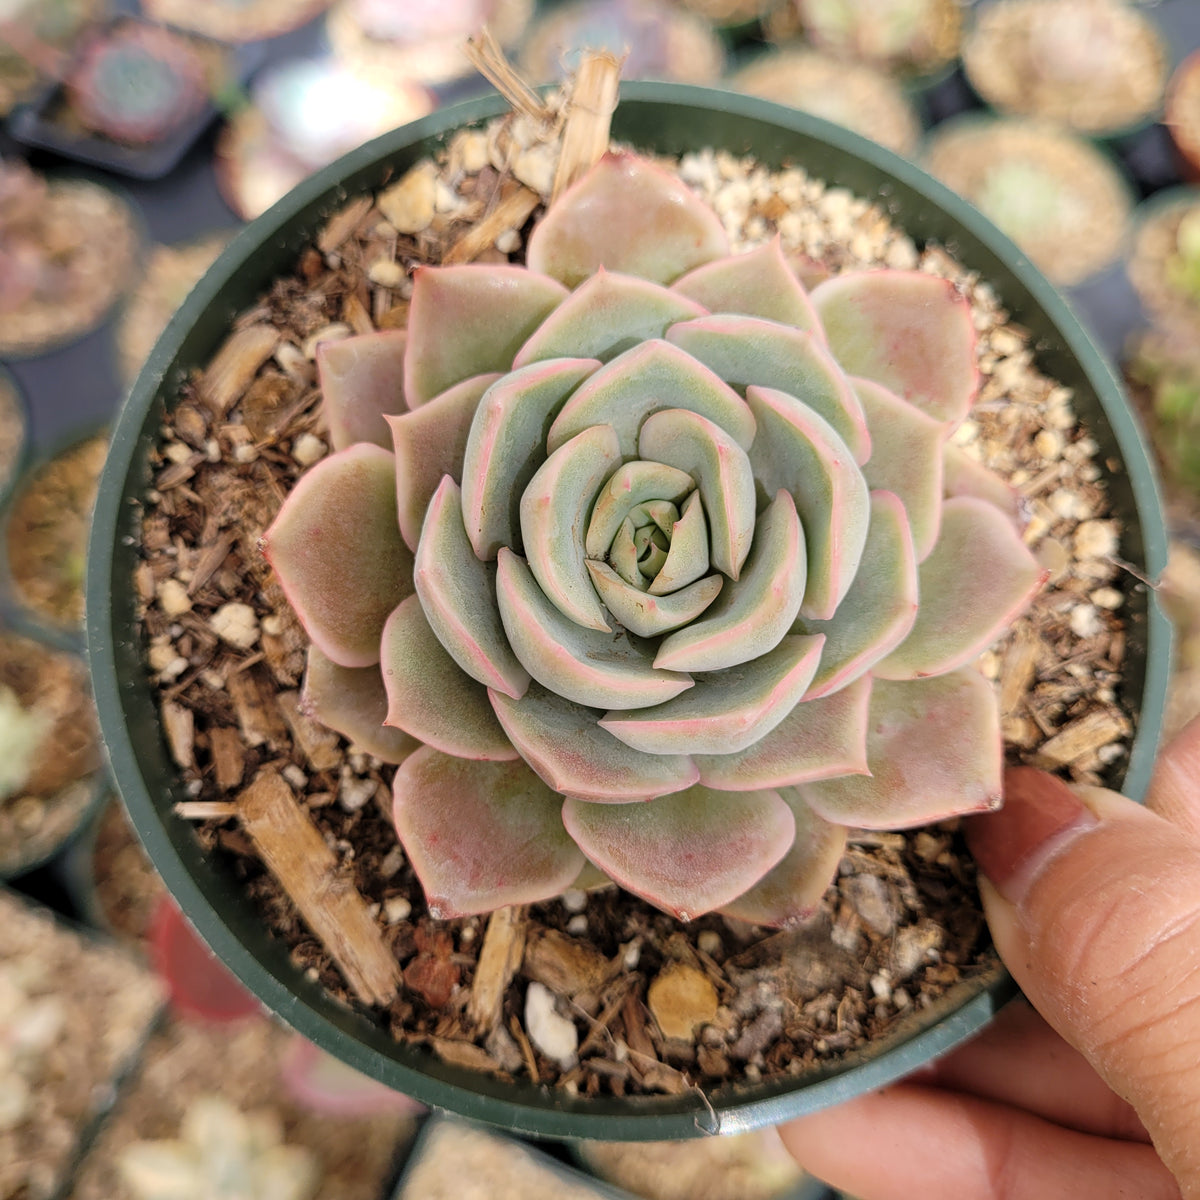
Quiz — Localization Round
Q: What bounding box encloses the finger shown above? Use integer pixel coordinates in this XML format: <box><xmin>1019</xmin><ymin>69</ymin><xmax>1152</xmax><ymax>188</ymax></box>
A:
<box><xmin>967</xmin><ymin>767</ymin><xmax>1200</xmax><ymax>1196</ymax></box>
<box><xmin>920</xmin><ymin>998</ymin><xmax>1149</xmax><ymax>1142</ymax></box>
<box><xmin>778</xmin><ymin>1083</ymin><xmax>1178</xmax><ymax>1200</ymax></box>
<box><xmin>1147</xmin><ymin>713</ymin><xmax>1200</xmax><ymax>838</ymax></box>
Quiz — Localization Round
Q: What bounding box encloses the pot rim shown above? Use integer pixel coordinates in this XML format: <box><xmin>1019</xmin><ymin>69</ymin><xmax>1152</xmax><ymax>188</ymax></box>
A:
<box><xmin>86</xmin><ymin>81</ymin><xmax>1172</xmax><ymax>1140</ymax></box>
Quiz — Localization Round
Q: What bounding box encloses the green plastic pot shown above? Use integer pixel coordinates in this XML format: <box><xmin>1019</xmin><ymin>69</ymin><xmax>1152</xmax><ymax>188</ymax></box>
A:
<box><xmin>87</xmin><ymin>83</ymin><xmax>1172</xmax><ymax>1141</ymax></box>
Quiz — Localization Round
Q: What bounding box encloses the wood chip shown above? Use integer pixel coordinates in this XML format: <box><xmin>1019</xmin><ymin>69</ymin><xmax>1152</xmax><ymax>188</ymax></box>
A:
<box><xmin>552</xmin><ymin>52</ymin><xmax>621</xmax><ymax>203</ymax></box>
<box><xmin>161</xmin><ymin>699</ymin><xmax>195</xmax><ymax>770</ymax></box>
<box><xmin>442</xmin><ymin>184</ymin><xmax>540</xmax><ymax>266</ymax></box>
<box><xmin>999</xmin><ymin>623</ymin><xmax>1040</xmax><ymax>717</ymax></box>
<box><xmin>316</xmin><ymin>196</ymin><xmax>374</xmax><ymax>255</ymax></box>
<box><xmin>429</xmin><ymin>1037</ymin><xmax>503</xmax><ymax>1074</ymax></box>
<box><xmin>208</xmin><ymin>725</ymin><xmax>246</xmax><ymax>791</ymax></box>
<box><xmin>237</xmin><ymin>769</ymin><xmax>400</xmax><ymax>1006</ymax></box>
<box><xmin>227</xmin><ymin>664</ymin><xmax>289</xmax><ymax>749</ymax></box>
<box><xmin>1032</xmin><ymin>708</ymin><xmax>1133</xmax><ymax>768</ymax></box>
<box><xmin>277</xmin><ymin>690</ymin><xmax>343</xmax><ymax>772</ymax></box>
<box><xmin>198</xmin><ymin>325</ymin><xmax>280</xmax><ymax>417</ymax></box>
<box><xmin>467</xmin><ymin>905</ymin><xmax>528</xmax><ymax>1034</ymax></box>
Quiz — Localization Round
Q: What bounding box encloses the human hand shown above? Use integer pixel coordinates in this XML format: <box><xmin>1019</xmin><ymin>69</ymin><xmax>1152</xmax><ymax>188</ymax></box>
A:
<box><xmin>778</xmin><ymin>714</ymin><xmax>1200</xmax><ymax>1199</ymax></box>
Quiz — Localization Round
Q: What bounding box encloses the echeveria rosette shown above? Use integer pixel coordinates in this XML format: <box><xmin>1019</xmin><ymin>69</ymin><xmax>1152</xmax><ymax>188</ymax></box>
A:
<box><xmin>262</xmin><ymin>152</ymin><xmax>1047</xmax><ymax>927</ymax></box>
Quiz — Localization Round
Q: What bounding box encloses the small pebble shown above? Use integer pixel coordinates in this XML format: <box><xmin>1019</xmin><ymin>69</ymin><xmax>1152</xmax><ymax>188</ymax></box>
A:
<box><xmin>378</xmin><ymin>161</ymin><xmax>437</xmax><ymax>234</ymax></box>
<box><xmin>561</xmin><ymin>888</ymin><xmax>587</xmax><ymax>913</ymax></box>
<box><xmin>292</xmin><ymin>433</ymin><xmax>327</xmax><ymax>467</ymax></box>
<box><xmin>210</xmin><ymin>602</ymin><xmax>259</xmax><ymax>650</ymax></box>
<box><xmin>157</xmin><ymin>578</ymin><xmax>192</xmax><ymax>617</ymax></box>
<box><xmin>524</xmin><ymin>981</ymin><xmax>578</xmax><ymax>1067</ymax></box>
<box><xmin>697</xmin><ymin>930</ymin><xmax>723</xmax><ymax>958</ymax></box>
<box><xmin>384</xmin><ymin>896</ymin><xmax>412</xmax><ymax>924</ymax></box>
<box><xmin>647</xmin><ymin>962</ymin><xmax>718</xmax><ymax>1041</ymax></box>
<box><xmin>566</xmin><ymin>915</ymin><xmax>588</xmax><ymax>936</ymax></box>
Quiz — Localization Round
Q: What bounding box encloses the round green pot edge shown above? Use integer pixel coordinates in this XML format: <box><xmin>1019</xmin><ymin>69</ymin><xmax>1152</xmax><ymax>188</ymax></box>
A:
<box><xmin>86</xmin><ymin>82</ymin><xmax>1172</xmax><ymax>1142</ymax></box>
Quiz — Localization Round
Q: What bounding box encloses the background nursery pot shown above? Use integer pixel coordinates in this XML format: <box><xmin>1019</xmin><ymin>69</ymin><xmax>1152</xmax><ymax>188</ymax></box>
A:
<box><xmin>88</xmin><ymin>84</ymin><xmax>1172</xmax><ymax>1141</ymax></box>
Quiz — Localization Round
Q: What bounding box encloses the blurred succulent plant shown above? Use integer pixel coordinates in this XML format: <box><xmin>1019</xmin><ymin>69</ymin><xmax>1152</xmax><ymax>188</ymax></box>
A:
<box><xmin>263</xmin><ymin>152</ymin><xmax>1045</xmax><ymax>927</ymax></box>
<box><xmin>794</xmin><ymin>0</ymin><xmax>959</xmax><ymax>72</ymax></box>
<box><xmin>0</xmin><ymin>962</ymin><xmax>65</xmax><ymax>1130</ymax></box>
<box><xmin>116</xmin><ymin>1095</ymin><xmax>318</xmax><ymax>1200</ymax></box>
<box><xmin>65</xmin><ymin>23</ymin><xmax>206</xmax><ymax>145</ymax></box>
<box><xmin>0</xmin><ymin>684</ymin><xmax>52</xmax><ymax>801</ymax></box>
<box><xmin>1165</xmin><ymin>207</ymin><xmax>1200</xmax><ymax>306</ymax></box>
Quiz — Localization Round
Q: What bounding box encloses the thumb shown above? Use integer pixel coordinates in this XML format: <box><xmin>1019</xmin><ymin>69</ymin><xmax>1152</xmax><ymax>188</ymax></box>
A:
<box><xmin>967</xmin><ymin>748</ymin><xmax>1200</xmax><ymax>1195</ymax></box>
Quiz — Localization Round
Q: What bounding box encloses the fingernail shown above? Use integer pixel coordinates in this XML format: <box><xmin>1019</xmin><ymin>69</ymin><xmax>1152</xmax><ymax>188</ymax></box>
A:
<box><xmin>966</xmin><ymin>766</ymin><xmax>1098</xmax><ymax>905</ymax></box>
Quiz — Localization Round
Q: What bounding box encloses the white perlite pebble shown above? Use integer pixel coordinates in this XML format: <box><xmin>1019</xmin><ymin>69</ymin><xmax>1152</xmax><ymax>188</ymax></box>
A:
<box><xmin>157</xmin><ymin>578</ymin><xmax>192</xmax><ymax>617</ymax></box>
<box><xmin>292</xmin><ymin>433</ymin><xmax>327</xmax><ymax>466</ymax></box>
<box><xmin>524</xmin><ymin>981</ymin><xmax>578</xmax><ymax>1067</ymax></box>
<box><xmin>1069</xmin><ymin>604</ymin><xmax>1102</xmax><ymax>639</ymax></box>
<box><xmin>561</xmin><ymin>888</ymin><xmax>587</xmax><ymax>913</ymax></box>
<box><xmin>1074</xmin><ymin>519</ymin><xmax>1119</xmax><ymax>560</ymax></box>
<box><xmin>384</xmin><ymin>896</ymin><xmax>412</xmax><ymax>924</ymax></box>
<box><xmin>210</xmin><ymin>602</ymin><xmax>259</xmax><ymax>650</ymax></box>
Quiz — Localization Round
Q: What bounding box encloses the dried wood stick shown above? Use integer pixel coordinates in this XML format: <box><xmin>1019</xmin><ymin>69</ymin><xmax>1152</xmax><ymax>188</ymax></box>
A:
<box><xmin>552</xmin><ymin>52</ymin><xmax>622</xmax><ymax>203</ymax></box>
<box><xmin>237</xmin><ymin>769</ymin><xmax>401</xmax><ymax>1006</ymax></box>
<box><xmin>464</xmin><ymin>28</ymin><xmax>554</xmax><ymax>128</ymax></box>
<box><xmin>467</xmin><ymin>905</ymin><xmax>528</xmax><ymax>1033</ymax></box>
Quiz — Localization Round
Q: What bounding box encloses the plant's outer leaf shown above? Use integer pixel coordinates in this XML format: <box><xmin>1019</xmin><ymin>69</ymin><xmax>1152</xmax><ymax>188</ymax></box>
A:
<box><xmin>797</xmin><ymin>490</ymin><xmax>917</xmax><ymax>699</ymax></box>
<box><xmin>943</xmin><ymin>441</ymin><xmax>1024</xmax><ymax>523</ymax></box>
<box><xmin>389</xmin><ymin>372</ymin><xmax>499</xmax><ymax>550</ymax></box>
<box><xmin>520</xmin><ymin>424</ymin><xmax>621</xmax><ymax>631</ymax></box>
<box><xmin>414</xmin><ymin>477</ymin><xmax>531</xmax><ymax>699</ymax></box>
<box><xmin>460</xmin><ymin>357</ymin><xmax>599</xmax><ymax>559</ymax></box>
<box><xmin>547</xmin><ymin>338</ymin><xmax>756</xmax><ymax>456</ymax></box>
<box><xmin>798</xmin><ymin>669</ymin><xmax>1004</xmax><ymax>828</ymax></box>
<box><xmin>261</xmin><ymin>444</ymin><xmax>413</xmax><ymax>668</ymax></box>
<box><xmin>667</xmin><ymin>314</ymin><xmax>869</xmax><ymax>464</ymax></box>
<box><xmin>745</xmin><ymin>385</ymin><xmax>870</xmax><ymax>621</ymax></box>
<box><xmin>672</xmin><ymin>239</ymin><xmax>822</xmax><ymax>332</ymax></box>
<box><xmin>490</xmin><ymin>682</ymin><xmax>699</xmax><ymax>802</ymax></box>
<box><xmin>380</xmin><ymin>595</ymin><xmax>517</xmax><ymax>760</ymax></box>
<box><xmin>562</xmin><ymin>785</ymin><xmax>795</xmax><ymax>921</ymax></box>
<box><xmin>639</xmin><ymin>408</ymin><xmax>756</xmax><ymax>580</ymax></box>
<box><xmin>875</xmin><ymin>496</ymin><xmax>1048</xmax><ymax>680</ymax></box>
<box><xmin>514</xmin><ymin>270</ymin><xmax>706</xmax><ymax>367</ymax></box>
<box><xmin>696</xmin><ymin>673</ymin><xmax>871</xmax><ymax>790</ymax></box>
<box><xmin>404</xmin><ymin>264</ymin><xmax>567</xmax><ymax>405</ymax></box>
<box><xmin>586</xmin><ymin>561</ymin><xmax>723</xmax><ymax>637</ymax></box>
<box><xmin>654</xmin><ymin>490</ymin><xmax>806</xmax><ymax>672</ymax></box>
<box><xmin>393</xmin><ymin>749</ymin><xmax>584</xmax><ymax>918</ymax></box>
<box><xmin>719</xmin><ymin>793</ymin><xmax>847</xmax><ymax>927</ymax></box>
<box><xmin>301</xmin><ymin>645</ymin><xmax>417</xmax><ymax>763</ymax></box>
<box><xmin>495</xmin><ymin>549</ymin><xmax>694</xmax><ymax>710</ymax></box>
<box><xmin>527</xmin><ymin>151</ymin><xmax>729</xmax><ymax>288</ymax></box>
<box><xmin>318</xmin><ymin>329</ymin><xmax>407</xmax><ymax>451</ymax></box>
<box><xmin>811</xmin><ymin>270</ymin><xmax>978</xmax><ymax>426</ymax></box>
<box><xmin>854</xmin><ymin>376</ymin><xmax>945</xmax><ymax>562</ymax></box>
<box><xmin>600</xmin><ymin>634</ymin><xmax>824</xmax><ymax>754</ymax></box>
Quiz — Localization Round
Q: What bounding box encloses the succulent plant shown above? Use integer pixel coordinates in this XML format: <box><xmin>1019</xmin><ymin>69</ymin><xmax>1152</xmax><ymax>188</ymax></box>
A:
<box><xmin>65</xmin><ymin>23</ymin><xmax>207</xmax><ymax>146</ymax></box>
<box><xmin>0</xmin><ymin>962</ymin><xmax>65</xmax><ymax>1130</ymax></box>
<box><xmin>795</xmin><ymin>0</ymin><xmax>959</xmax><ymax>72</ymax></box>
<box><xmin>117</xmin><ymin>1095</ymin><xmax>318</xmax><ymax>1200</ymax></box>
<box><xmin>263</xmin><ymin>151</ymin><xmax>1046</xmax><ymax>927</ymax></box>
<box><xmin>0</xmin><ymin>683</ymin><xmax>53</xmax><ymax>801</ymax></box>
<box><xmin>1165</xmin><ymin>207</ymin><xmax>1200</xmax><ymax>306</ymax></box>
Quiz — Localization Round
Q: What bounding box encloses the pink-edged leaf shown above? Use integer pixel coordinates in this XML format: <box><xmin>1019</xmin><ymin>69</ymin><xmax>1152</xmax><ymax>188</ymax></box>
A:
<box><xmin>513</xmin><ymin>269</ymin><xmax>706</xmax><ymax>367</ymax></box>
<box><xmin>810</xmin><ymin>270</ymin><xmax>978</xmax><ymax>425</ymax></box>
<box><xmin>745</xmin><ymin>385</ymin><xmax>870</xmax><ymax>620</ymax></box>
<box><xmin>600</xmin><ymin>634</ymin><xmax>824</xmax><ymax>755</ymax></box>
<box><xmin>527</xmin><ymin>151</ymin><xmax>730</xmax><ymax>288</ymax></box>
<box><xmin>495</xmin><ymin>549</ymin><xmax>694</xmax><ymax>711</ymax></box>
<box><xmin>318</xmin><ymin>329</ymin><xmax>408</xmax><ymax>450</ymax></box>
<box><xmin>672</xmin><ymin>239</ymin><xmax>822</xmax><ymax>332</ymax></box>
<box><xmin>638</xmin><ymin>407</ymin><xmax>757</xmax><ymax>580</ymax></box>
<box><xmin>654</xmin><ymin>490</ymin><xmax>805</xmax><ymax>672</ymax></box>
<box><xmin>586</xmin><ymin>562</ymin><xmax>723</xmax><ymax>638</ymax></box>
<box><xmin>413</xmin><ymin>477</ymin><xmax>530</xmax><ymax>700</ymax></box>
<box><xmin>301</xmin><ymin>644</ymin><xmax>417</xmax><ymax>763</ymax></box>
<box><xmin>547</xmin><ymin>338</ymin><xmax>756</xmax><ymax>457</ymax></box>
<box><xmin>460</xmin><ymin>357</ymin><xmax>599</xmax><ymax>559</ymax></box>
<box><xmin>719</xmin><ymin>793</ymin><xmax>846</xmax><ymax>927</ymax></box>
<box><xmin>667</xmin><ymin>314</ymin><xmax>870</xmax><ymax>464</ymax></box>
<box><xmin>490</xmin><ymin>682</ymin><xmax>699</xmax><ymax>803</ymax></box>
<box><xmin>562</xmin><ymin>785</ymin><xmax>795</xmax><ymax>921</ymax></box>
<box><xmin>875</xmin><ymin>496</ymin><xmax>1047</xmax><ymax>680</ymax></box>
<box><xmin>797</xmin><ymin>490</ymin><xmax>918</xmax><ymax>699</ymax></box>
<box><xmin>403</xmin><ymin>264</ymin><xmax>568</xmax><ymax>406</ymax></box>
<box><xmin>799</xmin><ymin>669</ymin><xmax>1004</xmax><ymax>828</ymax></box>
<box><xmin>261</xmin><ymin>444</ymin><xmax>413</xmax><ymax>668</ymax></box>
<box><xmin>389</xmin><ymin>372</ymin><xmax>499</xmax><ymax>550</ymax></box>
<box><xmin>393</xmin><ymin>748</ymin><xmax>584</xmax><ymax>918</ymax></box>
<box><xmin>696</xmin><ymin>674</ymin><xmax>871</xmax><ymax>790</ymax></box>
<box><xmin>855</xmin><ymin>376</ymin><xmax>946</xmax><ymax>562</ymax></box>
<box><xmin>520</xmin><ymin>424</ymin><xmax>621</xmax><ymax>631</ymax></box>
<box><xmin>943</xmin><ymin>442</ymin><xmax>1024</xmax><ymax>524</ymax></box>
<box><xmin>381</xmin><ymin>595</ymin><xmax>517</xmax><ymax>760</ymax></box>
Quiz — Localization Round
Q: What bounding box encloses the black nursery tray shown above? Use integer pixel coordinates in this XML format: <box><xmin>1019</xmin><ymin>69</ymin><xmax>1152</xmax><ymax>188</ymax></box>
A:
<box><xmin>6</xmin><ymin>15</ymin><xmax>264</xmax><ymax>181</ymax></box>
